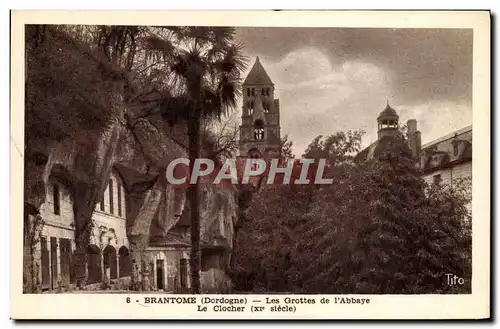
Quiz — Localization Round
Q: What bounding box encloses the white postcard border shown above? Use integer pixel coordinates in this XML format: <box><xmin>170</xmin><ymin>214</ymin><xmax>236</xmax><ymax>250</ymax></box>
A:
<box><xmin>10</xmin><ymin>10</ymin><xmax>491</xmax><ymax>320</ymax></box>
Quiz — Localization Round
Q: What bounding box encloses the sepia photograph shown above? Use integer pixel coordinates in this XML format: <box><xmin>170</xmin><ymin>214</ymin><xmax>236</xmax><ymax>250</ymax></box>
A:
<box><xmin>11</xmin><ymin>10</ymin><xmax>490</xmax><ymax>319</ymax></box>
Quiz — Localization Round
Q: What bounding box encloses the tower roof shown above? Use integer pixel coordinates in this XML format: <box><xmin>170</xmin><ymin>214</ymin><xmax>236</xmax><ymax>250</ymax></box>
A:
<box><xmin>244</xmin><ymin>57</ymin><xmax>274</xmax><ymax>85</ymax></box>
<box><xmin>377</xmin><ymin>100</ymin><xmax>399</xmax><ymax>119</ymax></box>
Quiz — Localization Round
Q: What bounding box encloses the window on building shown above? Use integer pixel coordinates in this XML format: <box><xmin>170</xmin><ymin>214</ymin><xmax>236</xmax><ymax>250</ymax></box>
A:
<box><xmin>251</xmin><ymin>88</ymin><xmax>255</xmax><ymax>96</ymax></box>
<box><xmin>433</xmin><ymin>174</ymin><xmax>442</xmax><ymax>185</ymax></box>
<box><xmin>246</xmin><ymin>88</ymin><xmax>250</xmax><ymax>97</ymax></box>
<box><xmin>254</xmin><ymin>129</ymin><xmax>264</xmax><ymax>140</ymax></box>
<box><xmin>219</xmin><ymin>215</ymin><xmax>225</xmax><ymax>236</ymax></box>
<box><xmin>117</xmin><ymin>182</ymin><xmax>122</xmax><ymax>217</ymax></box>
<box><xmin>109</xmin><ymin>179</ymin><xmax>114</xmax><ymax>214</ymax></box>
<box><xmin>99</xmin><ymin>195</ymin><xmax>105</xmax><ymax>212</ymax></box>
<box><xmin>247</xmin><ymin>100</ymin><xmax>254</xmax><ymax>116</ymax></box>
<box><xmin>53</xmin><ymin>184</ymin><xmax>60</xmax><ymax>215</ymax></box>
<box><xmin>453</xmin><ymin>142</ymin><xmax>459</xmax><ymax>156</ymax></box>
<box><xmin>253</xmin><ymin>120</ymin><xmax>265</xmax><ymax>140</ymax></box>
<box><xmin>266</xmin><ymin>88</ymin><xmax>270</xmax><ymax>96</ymax></box>
<box><xmin>261</xmin><ymin>87</ymin><xmax>265</xmax><ymax>95</ymax></box>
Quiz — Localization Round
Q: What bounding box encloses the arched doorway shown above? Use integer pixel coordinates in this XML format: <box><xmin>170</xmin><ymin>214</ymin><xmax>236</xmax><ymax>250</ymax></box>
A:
<box><xmin>253</xmin><ymin>120</ymin><xmax>265</xmax><ymax>140</ymax></box>
<box><xmin>86</xmin><ymin>244</ymin><xmax>102</xmax><ymax>284</ymax></box>
<box><xmin>103</xmin><ymin>245</ymin><xmax>117</xmax><ymax>280</ymax></box>
<box><xmin>119</xmin><ymin>246</ymin><xmax>132</xmax><ymax>278</ymax></box>
<box><xmin>247</xmin><ymin>148</ymin><xmax>261</xmax><ymax>159</ymax></box>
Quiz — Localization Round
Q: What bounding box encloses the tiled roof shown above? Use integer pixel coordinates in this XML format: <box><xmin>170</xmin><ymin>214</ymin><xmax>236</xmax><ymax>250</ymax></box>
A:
<box><xmin>420</xmin><ymin>125</ymin><xmax>472</xmax><ymax>172</ymax></box>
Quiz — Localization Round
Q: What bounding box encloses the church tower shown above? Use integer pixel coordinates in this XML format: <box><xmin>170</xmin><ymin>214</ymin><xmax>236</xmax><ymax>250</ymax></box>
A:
<box><xmin>239</xmin><ymin>57</ymin><xmax>281</xmax><ymax>159</ymax></box>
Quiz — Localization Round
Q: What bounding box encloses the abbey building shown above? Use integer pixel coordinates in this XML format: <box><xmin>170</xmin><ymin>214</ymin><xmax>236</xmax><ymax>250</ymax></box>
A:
<box><xmin>355</xmin><ymin>101</ymin><xmax>472</xmax><ymax>219</ymax></box>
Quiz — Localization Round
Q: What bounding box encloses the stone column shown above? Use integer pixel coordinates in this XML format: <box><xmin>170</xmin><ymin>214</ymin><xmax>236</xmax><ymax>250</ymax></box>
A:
<box><xmin>100</xmin><ymin>248</ymin><xmax>105</xmax><ymax>283</ymax></box>
<box><xmin>56</xmin><ymin>238</ymin><xmax>62</xmax><ymax>288</ymax></box>
<box><xmin>116</xmin><ymin>251</ymin><xmax>120</xmax><ymax>280</ymax></box>
<box><xmin>163</xmin><ymin>255</ymin><xmax>170</xmax><ymax>291</ymax></box>
<box><xmin>47</xmin><ymin>238</ymin><xmax>52</xmax><ymax>290</ymax></box>
<box><xmin>70</xmin><ymin>240</ymin><xmax>75</xmax><ymax>286</ymax></box>
<box><xmin>35</xmin><ymin>241</ymin><xmax>42</xmax><ymax>292</ymax></box>
<box><xmin>186</xmin><ymin>252</ymin><xmax>191</xmax><ymax>289</ymax></box>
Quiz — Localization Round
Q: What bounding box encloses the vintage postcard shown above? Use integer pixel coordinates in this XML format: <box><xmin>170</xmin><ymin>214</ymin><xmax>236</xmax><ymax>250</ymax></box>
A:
<box><xmin>10</xmin><ymin>10</ymin><xmax>490</xmax><ymax>320</ymax></box>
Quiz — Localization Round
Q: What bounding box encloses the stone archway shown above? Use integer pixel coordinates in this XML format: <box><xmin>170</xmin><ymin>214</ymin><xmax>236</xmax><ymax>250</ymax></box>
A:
<box><xmin>86</xmin><ymin>244</ymin><xmax>102</xmax><ymax>284</ymax></box>
<box><xmin>119</xmin><ymin>246</ymin><xmax>132</xmax><ymax>278</ymax></box>
<box><xmin>247</xmin><ymin>148</ymin><xmax>261</xmax><ymax>159</ymax></box>
<box><xmin>103</xmin><ymin>245</ymin><xmax>117</xmax><ymax>280</ymax></box>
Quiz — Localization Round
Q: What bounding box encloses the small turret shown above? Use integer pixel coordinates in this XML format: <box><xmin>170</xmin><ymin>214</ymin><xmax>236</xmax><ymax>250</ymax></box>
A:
<box><xmin>377</xmin><ymin>100</ymin><xmax>399</xmax><ymax>139</ymax></box>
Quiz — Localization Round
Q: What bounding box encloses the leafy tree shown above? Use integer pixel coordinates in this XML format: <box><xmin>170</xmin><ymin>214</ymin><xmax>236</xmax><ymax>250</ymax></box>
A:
<box><xmin>280</xmin><ymin>134</ymin><xmax>295</xmax><ymax>161</ymax></box>
<box><xmin>302</xmin><ymin>130</ymin><xmax>364</xmax><ymax>164</ymax></box>
<box><xmin>292</xmin><ymin>135</ymin><xmax>472</xmax><ymax>294</ymax></box>
<box><xmin>231</xmin><ymin>184</ymin><xmax>314</xmax><ymax>292</ymax></box>
<box><xmin>25</xmin><ymin>25</ymin><xmax>123</xmax><ymax>156</ymax></box>
<box><xmin>233</xmin><ymin>130</ymin><xmax>471</xmax><ymax>294</ymax></box>
<box><xmin>231</xmin><ymin>131</ymin><xmax>363</xmax><ymax>292</ymax></box>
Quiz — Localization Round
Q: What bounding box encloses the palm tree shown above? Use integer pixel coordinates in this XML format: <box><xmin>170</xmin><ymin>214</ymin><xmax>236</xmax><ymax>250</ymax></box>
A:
<box><xmin>145</xmin><ymin>27</ymin><xmax>247</xmax><ymax>293</ymax></box>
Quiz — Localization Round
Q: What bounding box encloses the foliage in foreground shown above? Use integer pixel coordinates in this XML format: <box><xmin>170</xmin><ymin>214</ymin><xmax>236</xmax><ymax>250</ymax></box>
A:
<box><xmin>231</xmin><ymin>133</ymin><xmax>472</xmax><ymax>294</ymax></box>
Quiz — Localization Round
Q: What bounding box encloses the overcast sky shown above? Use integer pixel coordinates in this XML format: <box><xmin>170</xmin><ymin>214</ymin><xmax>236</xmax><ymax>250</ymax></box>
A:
<box><xmin>233</xmin><ymin>27</ymin><xmax>473</xmax><ymax>156</ymax></box>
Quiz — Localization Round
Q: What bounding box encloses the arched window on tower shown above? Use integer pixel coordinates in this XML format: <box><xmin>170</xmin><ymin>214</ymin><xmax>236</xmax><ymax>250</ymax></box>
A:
<box><xmin>263</xmin><ymin>101</ymin><xmax>270</xmax><ymax>113</ymax></box>
<box><xmin>248</xmin><ymin>100</ymin><xmax>254</xmax><ymax>116</ymax></box>
<box><xmin>254</xmin><ymin>119</ymin><xmax>265</xmax><ymax>140</ymax></box>
<box><xmin>379</xmin><ymin>119</ymin><xmax>398</xmax><ymax>130</ymax></box>
<box><xmin>108</xmin><ymin>179</ymin><xmax>114</xmax><ymax>214</ymax></box>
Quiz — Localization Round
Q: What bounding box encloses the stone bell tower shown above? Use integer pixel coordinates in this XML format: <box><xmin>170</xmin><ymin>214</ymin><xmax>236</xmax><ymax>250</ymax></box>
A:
<box><xmin>239</xmin><ymin>57</ymin><xmax>281</xmax><ymax>159</ymax></box>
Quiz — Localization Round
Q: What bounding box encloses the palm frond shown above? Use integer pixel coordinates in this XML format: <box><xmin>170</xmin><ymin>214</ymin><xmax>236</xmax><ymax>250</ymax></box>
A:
<box><xmin>217</xmin><ymin>74</ymin><xmax>241</xmax><ymax>110</ymax></box>
<box><xmin>211</xmin><ymin>27</ymin><xmax>236</xmax><ymax>45</ymax></box>
<box><xmin>143</xmin><ymin>34</ymin><xmax>176</xmax><ymax>60</ymax></box>
<box><xmin>215</xmin><ymin>41</ymin><xmax>248</xmax><ymax>75</ymax></box>
<box><xmin>200</xmin><ymin>87</ymin><xmax>224</xmax><ymax>120</ymax></box>
<box><xmin>159</xmin><ymin>93</ymin><xmax>192</xmax><ymax>126</ymax></box>
<box><xmin>185</xmin><ymin>26</ymin><xmax>214</xmax><ymax>48</ymax></box>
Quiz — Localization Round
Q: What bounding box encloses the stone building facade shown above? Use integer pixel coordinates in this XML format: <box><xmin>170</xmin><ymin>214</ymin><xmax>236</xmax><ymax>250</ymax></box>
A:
<box><xmin>29</xmin><ymin>161</ymin><xmax>238</xmax><ymax>293</ymax></box>
<box><xmin>419</xmin><ymin>125</ymin><xmax>472</xmax><ymax>215</ymax></box>
<box><xmin>35</xmin><ymin>169</ymin><xmax>132</xmax><ymax>292</ymax></box>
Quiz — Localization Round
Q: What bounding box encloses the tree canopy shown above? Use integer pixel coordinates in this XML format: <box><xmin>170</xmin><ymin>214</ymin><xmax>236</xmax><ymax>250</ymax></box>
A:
<box><xmin>231</xmin><ymin>132</ymin><xmax>472</xmax><ymax>294</ymax></box>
